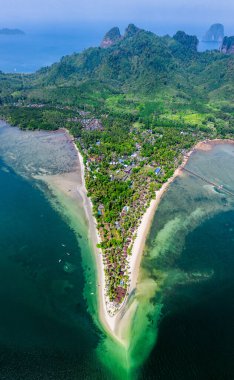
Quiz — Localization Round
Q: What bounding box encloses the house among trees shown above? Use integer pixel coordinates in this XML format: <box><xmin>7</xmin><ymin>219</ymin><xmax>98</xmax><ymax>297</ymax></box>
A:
<box><xmin>155</xmin><ymin>167</ymin><xmax>161</xmax><ymax>175</ymax></box>
<box><xmin>122</xmin><ymin>205</ymin><xmax>129</xmax><ymax>213</ymax></box>
<box><xmin>98</xmin><ymin>204</ymin><xmax>105</xmax><ymax>216</ymax></box>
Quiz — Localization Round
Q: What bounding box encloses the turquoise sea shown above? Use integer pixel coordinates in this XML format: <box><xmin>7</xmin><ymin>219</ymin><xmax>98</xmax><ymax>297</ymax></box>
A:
<box><xmin>0</xmin><ymin>122</ymin><xmax>109</xmax><ymax>379</ymax></box>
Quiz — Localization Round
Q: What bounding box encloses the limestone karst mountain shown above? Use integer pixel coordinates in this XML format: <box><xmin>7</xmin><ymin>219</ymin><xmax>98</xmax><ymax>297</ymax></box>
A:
<box><xmin>100</xmin><ymin>27</ymin><xmax>122</xmax><ymax>48</ymax></box>
<box><xmin>221</xmin><ymin>36</ymin><xmax>234</xmax><ymax>54</ymax></box>
<box><xmin>202</xmin><ymin>23</ymin><xmax>224</xmax><ymax>42</ymax></box>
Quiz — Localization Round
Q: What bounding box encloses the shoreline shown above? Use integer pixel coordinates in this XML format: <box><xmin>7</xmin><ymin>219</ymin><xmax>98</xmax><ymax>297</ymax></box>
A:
<box><xmin>92</xmin><ymin>137</ymin><xmax>234</xmax><ymax>343</ymax></box>
<box><xmin>72</xmin><ymin>138</ymin><xmax>201</xmax><ymax>341</ymax></box>
<box><xmin>125</xmin><ymin>138</ymin><xmax>234</xmax><ymax>306</ymax></box>
<box><xmin>37</xmin><ymin>133</ymin><xmax>234</xmax><ymax>345</ymax></box>
<box><xmin>2</xmin><ymin>120</ymin><xmax>233</xmax><ymax>344</ymax></box>
<box><xmin>75</xmin><ymin>149</ymin><xmax>118</xmax><ymax>337</ymax></box>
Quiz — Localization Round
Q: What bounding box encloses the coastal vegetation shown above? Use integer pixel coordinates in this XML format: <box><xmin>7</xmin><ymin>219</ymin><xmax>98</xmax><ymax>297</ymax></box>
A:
<box><xmin>0</xmin><ymin>24</ymin><xmax>234</xmax><ymax>307</ymax></box>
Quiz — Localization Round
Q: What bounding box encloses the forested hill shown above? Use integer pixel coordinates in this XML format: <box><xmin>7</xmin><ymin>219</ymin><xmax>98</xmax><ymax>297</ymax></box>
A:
<box><xmin>0</xmin><ymin>24</ymin><xmax>234</xmax><ymax>130</ymax></box>
<box><xmin>34</xmin><ymin>25</ymin><xmax>233</xmax><ymax>96</ymax></box>
<box><xmin>36</xmin><ymin>26</ymin><xmax>182</xmax><ymax>90</ymax></box>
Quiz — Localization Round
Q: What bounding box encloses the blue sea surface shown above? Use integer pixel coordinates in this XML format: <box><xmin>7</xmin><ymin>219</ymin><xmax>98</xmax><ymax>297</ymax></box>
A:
<box><xmin>0</xmin><ymin>24</ymin><xmax>105</xmax><ymax>73</ymax></box>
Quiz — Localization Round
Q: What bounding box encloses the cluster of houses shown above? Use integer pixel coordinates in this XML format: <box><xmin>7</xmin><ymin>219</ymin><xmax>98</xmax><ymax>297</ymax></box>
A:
<box><xmin>81</xmin><ymin>118</ymin><xmax>104</xmax><ymax>131</ymax></box>
<box><xmin>98</xmin><ymin>174</ymin><xmax>158</xmax><ymax>306</ymax></box>
<box><xmin>115</xmin><ymin>287</ymin><xmax>127</xmax><ymax>304</ymax></box>
<box><xmin>77</xmin><ymin>126</ymin><xmax>165</xmax><ymax>308</ymax></box>
<box><xmin>26</xmin><ymin>103</ymin><xmax>45</xmax><ymax>109</ymax></box>
<box><xmin>67</xmin><ymin>116</ymin><xmax>104</xmax><ymax>132</ymax></box>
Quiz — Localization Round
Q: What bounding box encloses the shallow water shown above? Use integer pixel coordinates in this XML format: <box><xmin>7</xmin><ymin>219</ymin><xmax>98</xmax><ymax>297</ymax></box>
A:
<box><xmin>0</xmin><ymin>121</ymin><xmax>78</xmax><ymax>176</ymax></box>
<box><xmin>134</xmin><ymin>143</ymin><xmax>234</xmax><ymax>379</ymax></box>
<box><xmin>0</xmin><ymin>122</ymin><xmax>110</xmax><ymax>379</ymax></box>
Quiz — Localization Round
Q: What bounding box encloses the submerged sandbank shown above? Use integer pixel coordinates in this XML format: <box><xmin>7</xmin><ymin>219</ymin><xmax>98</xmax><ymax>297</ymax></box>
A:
<box><xmin>36</xmin><ymin>143</ymin><xmax>117</xmax><ymax>340</ymax></box>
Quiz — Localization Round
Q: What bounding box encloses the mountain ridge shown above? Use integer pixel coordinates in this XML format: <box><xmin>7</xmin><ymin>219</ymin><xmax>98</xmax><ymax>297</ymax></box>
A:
<box><xmin>0</xmin><ymin>24</ymin><xmax>234</xmax><ymax>125</ymax></box>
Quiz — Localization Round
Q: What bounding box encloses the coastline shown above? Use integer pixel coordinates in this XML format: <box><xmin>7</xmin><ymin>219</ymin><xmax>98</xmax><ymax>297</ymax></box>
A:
<box><xmin>37</xmin><ymin>133</ymin><xmax>234</xmax><ymax>345</ymax></box>
<box><xmin>36</xmin><ymin>134</ymin><xmax>118</xmax><ymax>339</ymax></box>
<box><xmin>77</xmin><ymin>138</ymin><xmax>196</xmax><ymax>343</ymax></box>
<box><xmin>126</xmin><ymin>138</ymin><xmax>234</xmax><ymax>305</ymax></box>
<box><xmin>73</xmin><ymin>145</ymin><xmax>188</xmax><ymax>343</ymax></box>
<box><xmin>75</xmin><ymin>149</ymin><xmax>118</xmax><ymax>337</ymax></box>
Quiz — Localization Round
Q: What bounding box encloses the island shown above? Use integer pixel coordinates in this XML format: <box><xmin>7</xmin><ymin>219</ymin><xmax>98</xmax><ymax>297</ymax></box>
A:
<box><xmin>202</xmin><ymin>23</ymin><xmax>224</xmax><ymax>42</ymax></box>
<box><xmin>0</xmin><ymin>23</ymin><xmax>233</xmax><ymax>341</ymax></box>
<box><xmin>0</xmin><ymin>28</ymin><xmax>25</xmax><ymax>35</ymax></box>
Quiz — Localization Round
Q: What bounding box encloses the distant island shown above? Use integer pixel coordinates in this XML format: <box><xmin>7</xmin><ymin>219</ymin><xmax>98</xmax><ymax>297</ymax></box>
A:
<box><xmin>202</xmin><ymin>23</ymin><xmax>224</xmax><ymax>42</ymax></box>
<box><xmin>0</xmin><ymin>28</ymin><xmax>25</xmax><ymax>36</ymax></box>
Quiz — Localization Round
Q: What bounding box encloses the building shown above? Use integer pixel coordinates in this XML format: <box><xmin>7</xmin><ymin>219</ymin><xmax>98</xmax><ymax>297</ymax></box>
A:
<box><xmin>98</xmin><ymin>204</ymin><xmax>105</xmax><ymax>216</ymax></box>
<box><xmin>155</xmin><ymin>167</ymin><xmax>161</xmax><ymax>175</ymax></box>
<box><xmin>122</xmin><ymin>205</ymin><xmax>129</xmax><ymax>213</ymax></box>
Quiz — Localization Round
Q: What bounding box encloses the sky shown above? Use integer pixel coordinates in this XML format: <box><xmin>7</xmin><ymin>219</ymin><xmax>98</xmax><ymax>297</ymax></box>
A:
<box><xmin>1</xmin><ymin>0</ymin><xmax>234</xmax><ymax>35</ymax></box>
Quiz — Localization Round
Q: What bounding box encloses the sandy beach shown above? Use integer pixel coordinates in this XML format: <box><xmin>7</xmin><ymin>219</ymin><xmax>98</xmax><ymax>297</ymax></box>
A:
<box><xmin>76</xmin><ymin>149</ymin><xmax>118</xmax><ymax>337</ymax></box>
<box><xmin>125</xmin><ymin>138</ymin><xmax>234</xmax><ymax>305</ymax></box>
<box><xmin>36</xmin><ymin>137</ymin><xmax>119</xmax><ymax>339</ymax></box>
<box><xmin>125</xmin><ymin>144</ymin><xmax>199</xmax><ymax>297</ymax></box>
<box><xmin>195</xmin><ymin>138</ymin><xmax>234</xmax><ymax>151</ymax></box>
<box><xmin>37</xmin><ymin>134</ymin><xmax>234</xmax><ymax>345</ymax></box>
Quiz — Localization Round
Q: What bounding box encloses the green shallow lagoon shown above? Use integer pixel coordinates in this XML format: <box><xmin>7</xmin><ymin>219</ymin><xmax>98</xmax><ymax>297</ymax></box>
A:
<box><xmin>134</xmin><ymin>143</ymin><xmax>234</xmax><ymax>379</ymax></box>
<box><xmin>1</xmin><ymin>119</ymin><xmax>234</xmax><ymax>380</ymax></box>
